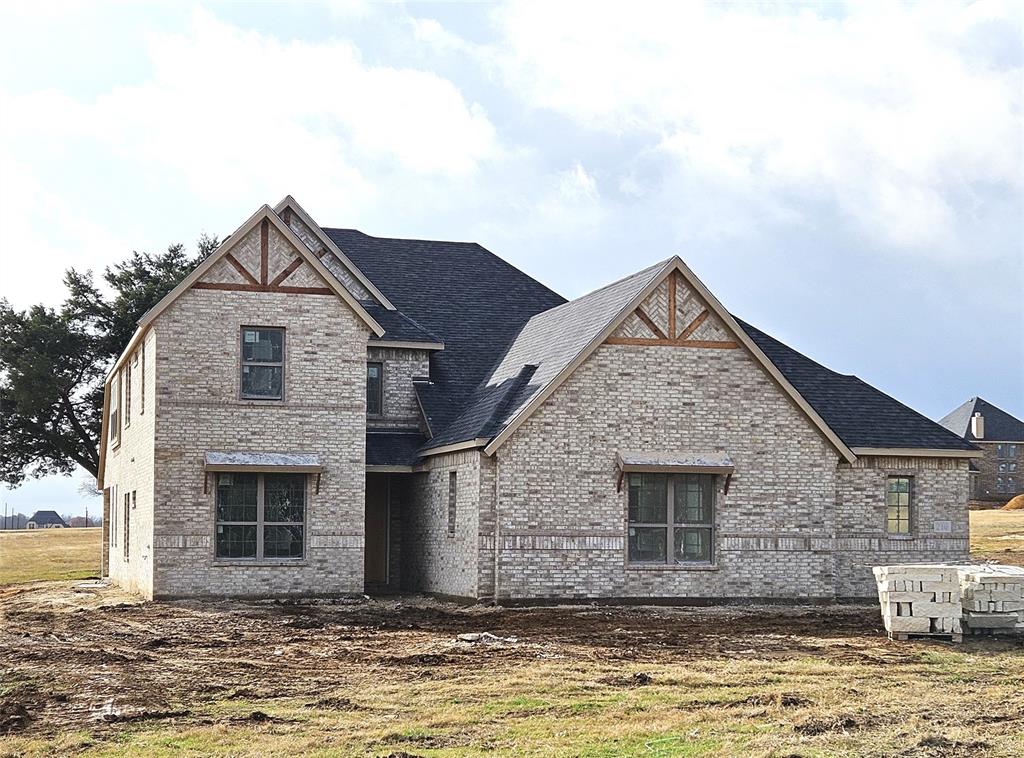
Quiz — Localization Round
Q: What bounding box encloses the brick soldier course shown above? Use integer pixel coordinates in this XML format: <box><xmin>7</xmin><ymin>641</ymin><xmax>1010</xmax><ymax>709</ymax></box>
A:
<box><xmin>98</xmin><ymin>196</ymin><xmax>980</xmax><ymax>601</ymax></box>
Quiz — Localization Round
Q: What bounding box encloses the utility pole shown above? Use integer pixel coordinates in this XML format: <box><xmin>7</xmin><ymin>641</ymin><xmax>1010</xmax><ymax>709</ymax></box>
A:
<box><xmin>3</xmin><ymin>501</ymin><xmax>7</xmax><ymax>531</ymax></box>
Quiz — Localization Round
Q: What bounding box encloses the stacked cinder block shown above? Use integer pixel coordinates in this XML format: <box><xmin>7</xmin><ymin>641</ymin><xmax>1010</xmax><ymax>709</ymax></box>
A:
<box><xmin>960</xmin><ymin>566</ymin><xmax>1024</xmax><ymax>635</ymax></box>
<box><xmin>873</xmin><ymin>565</ymin><xmax>962</xmax><ymax>640</ymax></box>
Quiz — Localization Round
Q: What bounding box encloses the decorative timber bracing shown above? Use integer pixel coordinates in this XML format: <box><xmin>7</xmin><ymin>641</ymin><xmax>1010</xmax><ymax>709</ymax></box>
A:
<box><xmin>606</xmin><ymin>271</ymin><xmax>739</xmax><ymax>349</ymax></box>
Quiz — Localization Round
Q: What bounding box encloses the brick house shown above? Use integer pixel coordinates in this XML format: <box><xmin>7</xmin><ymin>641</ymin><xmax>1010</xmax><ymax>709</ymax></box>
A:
<box><xmin>939</xmin><ymin>398</ymin><xmax>1024</xmax><ymax>504</ymax></box>
<box><xmin>97</xmin><ymin>197</ymin><xmax>980</xmax><ymax>601</ymax></box>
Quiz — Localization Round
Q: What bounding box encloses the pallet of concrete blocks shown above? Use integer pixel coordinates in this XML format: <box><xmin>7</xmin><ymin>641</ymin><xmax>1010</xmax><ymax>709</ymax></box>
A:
<box><xmin>873</xmin><ymin>564</ymin><xmax>962</xmax><ymax>642</ymax></box>
<box><xmin>959</xmin><ymin>565</ymin><xmax>1024</xmax><ymax>636</ymax></box>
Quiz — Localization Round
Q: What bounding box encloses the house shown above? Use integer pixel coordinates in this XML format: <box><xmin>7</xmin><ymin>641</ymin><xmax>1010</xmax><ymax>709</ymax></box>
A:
<box><xmin>939</xmin><ymin>398</ymin><xmax>1024</xmax><ymax>504</ymax></box>
<box><xmin>96</xmin><ymin>197</ymin><xmax>980</xmax><ymax>602</ymax></box>
<box><xmin>26</xmin><ymin>510</ymin><xmax>69</xmax><ymax>529</ymax></box>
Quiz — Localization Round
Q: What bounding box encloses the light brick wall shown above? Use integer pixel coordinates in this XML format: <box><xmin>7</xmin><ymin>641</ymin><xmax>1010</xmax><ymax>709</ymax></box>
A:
<box><xmin>834</xmin><ymin>456</ymin><xmax>970</xmax><ymax>597</ymax></box>
<box><xmin>367</xmin><ymin>346</ymin><xmax>430</xmax><ymax>430</ymax></box>
<box><xmin>490</xmin><ymin>341</ymin><xmax>842</xmax><ymax>601</ymax></box>
<box><xmin>401</xmin><ymin>450</ymin><xmax>482</xmax><ymax>598</ymax></box>
<box><xmin>103</xmin><ymin>328</ymin><xmax>158</xmax><ymax>597</ymax></box>
<box><xmin>149</xmin><ymin>286</ymin><xmax>371</xmax><ymax>598</ymax></box>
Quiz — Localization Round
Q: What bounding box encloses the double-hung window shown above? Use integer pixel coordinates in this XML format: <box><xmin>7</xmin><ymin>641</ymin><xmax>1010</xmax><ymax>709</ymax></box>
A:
<box><xmin>627</xmin><ymin>473</ymin><xmax>715</xmax><ymax>565</ymax></box>
<box><xmin>215</xmin><ymin>472</ymin><xmax>306</xmax><ymax>560</ymax></box>
<box><xmin>886</xmin><ymin>476</ymin><xmax>913</xmax><ymax>534</ymax></box>
<box><xmin>241</xmin><ymin>328</ymin><xmax>284</xmax><ymax>400</ymax></box>
<box><xmin>109</xmin><ymin>374</ymin><xmax>120</xmax><ymax>445</ymax></box>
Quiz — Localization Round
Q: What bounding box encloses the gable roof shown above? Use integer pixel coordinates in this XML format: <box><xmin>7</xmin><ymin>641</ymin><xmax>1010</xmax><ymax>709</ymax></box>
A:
<box><xmin>940</xmin><ymin>397</ymin><xmax>1024</xmax><ymax>442</ymax></box>
<box><xmin>739</xmin><ymin>320</ymin><xmax>978</xmax><ymax>452</ymax></box>
<box><xmin>324</xmin><ymin>228</ymin><xmax>567</xmax><ymax>434</ymax></box>
<box><xmin>28</xmin><ymin>510</ymin><xmax>68</xmax><ymax>527</ymax></box>
<box><xmin>428</xmin><ymin>257</ymin><xmax>858</xmax><ymax>462</ymax></box>
<box><xmin>98</xmin><ymin>203</ymin><xmax>387</xmax><ymax>487</ymax></box>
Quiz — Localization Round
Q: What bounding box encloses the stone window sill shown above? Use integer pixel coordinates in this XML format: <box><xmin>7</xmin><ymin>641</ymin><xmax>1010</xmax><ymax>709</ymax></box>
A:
<box><xmin>626</xmin><ymin>563</ymin><xmax>719</xmax><ymax>572</ymax></box>
<box><xmin>212</xmin><ymin>560</ymin><xmax>308</xmax><ymax>567</ymax></box>
<box><xmin>886</xmin><ymin>534</ymin><xmax>917</xmax><ymax>541</ymax></box>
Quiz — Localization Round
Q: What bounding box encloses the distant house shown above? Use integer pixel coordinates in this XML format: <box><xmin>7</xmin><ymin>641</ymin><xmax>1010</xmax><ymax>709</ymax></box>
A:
<box><xmin>26</xmin><ymin>510</ymin><xmax>69</xmax><ymax>529</ymax></box>
<box><xmin>69</xmin><ymin>516</ymin><xmax>100</xmax><ymax>528</ymax></box>
<box><xmin>940</xmin><ymin>397</ymin><xmax>1024</xmax><ymax>503</ymax></box>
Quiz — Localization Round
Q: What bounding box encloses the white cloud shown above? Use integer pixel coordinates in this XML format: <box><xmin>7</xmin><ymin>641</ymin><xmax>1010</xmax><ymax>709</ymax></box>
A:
<box><xmin>481</xmin><ymin>0</ymin><xmax>1023</xmax><ymax>253</ymax></box>
<box><xmin>0</xmin><ymin>7</ymin><xmax>503</xmax><ymax>306</ymax></box>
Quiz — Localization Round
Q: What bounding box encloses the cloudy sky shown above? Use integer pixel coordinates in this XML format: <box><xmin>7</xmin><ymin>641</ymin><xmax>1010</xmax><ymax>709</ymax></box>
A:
<box><xmin>1</xmin><ymin>1</ymin><xmax>1022</xmax><ymax>517</ymax></box>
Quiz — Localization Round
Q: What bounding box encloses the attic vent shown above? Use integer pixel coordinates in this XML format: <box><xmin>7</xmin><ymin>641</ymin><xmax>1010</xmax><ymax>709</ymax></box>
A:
<box><xmin>971</xmin><ymin>412</ymin><xmax>985</xmax><ymax>439</ymax></box>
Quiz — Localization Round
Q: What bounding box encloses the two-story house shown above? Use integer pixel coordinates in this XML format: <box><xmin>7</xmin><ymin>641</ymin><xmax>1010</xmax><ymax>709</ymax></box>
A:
<box><xmin>97</xmin><ymin>197</ymin><xmax>980</xmax><ymax>602</ymax></box>
<box><xmin>940</xmin><ymin>398</ymin><xmax>1024</xmax><ymax>504</ymax></box>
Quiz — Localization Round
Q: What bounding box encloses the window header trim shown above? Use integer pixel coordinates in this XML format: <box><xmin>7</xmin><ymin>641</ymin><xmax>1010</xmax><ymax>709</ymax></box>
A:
<box><xmin>616</xmin><ymin>451</ymin><xmax>735</xmax><ymax>474</ymax></box>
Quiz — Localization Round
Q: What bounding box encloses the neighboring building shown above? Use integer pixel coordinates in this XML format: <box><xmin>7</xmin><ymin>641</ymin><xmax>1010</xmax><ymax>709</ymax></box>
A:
<box><xmin>97</xmin><ymin>197</ymin><xmax>979</xmax><ymax>602</ymax></box>
<box><xmin>940</xmin><ymin>398</ymin><xmax>1024</xmax><ymax>503</ymax></box>
<box><xmin>26</xmin><ymin>511</ymin><xmax>69</xmax><ymax>529</ymax></box>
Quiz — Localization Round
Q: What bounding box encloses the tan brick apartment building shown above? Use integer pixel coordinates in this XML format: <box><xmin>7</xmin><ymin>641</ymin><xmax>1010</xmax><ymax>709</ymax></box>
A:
<box><xmin>98</xmin><ymin>197</ymin><xmax>980</xmax><ymax>601</ymax></box>
<box><xmin>940</xmin><ymin>398</ymin><xmax>1024</xmax><ymax>504</ymax></box>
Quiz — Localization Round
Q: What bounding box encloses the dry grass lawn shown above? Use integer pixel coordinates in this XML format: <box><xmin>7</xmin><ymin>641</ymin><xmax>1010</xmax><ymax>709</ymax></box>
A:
<box><xmin>0</xmin><ymin>528</ymin><xmax>101</xmax><ymax>585</ymax></box>
<box><xmin>970</xmin><ymin>509</ymin><xmax>1024</xmax><ymax>566</ymax></box>
<box><xmin>0</xmin><ymin>514</ymin><xmax>1022</xmax><ymax>756</ymax></box>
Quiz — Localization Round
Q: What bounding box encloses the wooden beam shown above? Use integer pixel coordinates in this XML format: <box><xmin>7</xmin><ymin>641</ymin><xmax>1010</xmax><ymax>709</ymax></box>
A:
<box><xmin>276</xmin><ymin>285</ymin><xmax>335</xmax><ymax>295</ymax></box>
<box><xmin>677</xmin><ymin>309</ymin><xmax>709</xmax><ymax>341</ymax></box>
<box><xmin>260</xmin><ymin>218</ymin><xmax>269</xmax><ymax>285</ymax></box>
<box><xmin>634</xmin><ymin>307</ymin><xmax>667</xmax><ymax>340</ymax></box>
<box><xmin>667</xmin><ymin>271</ymin><xmax>677</xmax><ymax>339</ymax></box>
<box><xmin>191</xmin><ymin>281</ymin><xmax>334</xmax><ymax>295</ymax></box>
<box><xmin>224</xmin><ymin>252</ymin><xmax>260</xmax><ymax>286</ymax></box>
<box><xmin>269</xmin><ymin>257</ymin><xmax>304</xmax><ymax>287</ymax></box>
<box><xmin>605</xmin><ymin>336</ymin><xmax>738</xmax><ymax>349</ymax></box>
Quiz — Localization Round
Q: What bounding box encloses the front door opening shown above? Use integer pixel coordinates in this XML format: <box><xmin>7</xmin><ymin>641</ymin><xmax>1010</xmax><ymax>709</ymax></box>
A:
<box><xmin>364</xmin><ymin>474</ymin><xmax>389</xmax><ymax>590</ymax></box>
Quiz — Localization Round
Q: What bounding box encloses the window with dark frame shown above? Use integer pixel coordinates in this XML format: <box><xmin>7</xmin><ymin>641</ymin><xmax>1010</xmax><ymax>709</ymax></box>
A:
<box><xmin>140</xmin><ymin>342</ymin><xmax>145</xmax><ymax>415</ymax></box>
<box><xmin>886</xmin><ymin>476</ymin><xmax>912</xmax><ymax>534</ymax></box>
<box><xmin>241</xmin><ymin>328</ymin><xmax>285</xmax><ymax>400</ymax></box>
<box><xmin>109</xmin><ymin>373</ymin><xmax>120</xmax><ymax>444</ymax></box>
<box><xmin>215</xmin><ymin>472</ymin><xmax>306</xmax><ymax>560</ymax></box>
<box><xmin>447</xmin><ymin>471</ymin><xmax>457</xmax><ymax>537</ymax></box>
<box><xmin>109</xmin><ymin>486</ymin><xmax>117</xmax><ymax>548</ymax></box>
<box><xmin>124</xmin><ymin>362</ymin><xmax>132</xmax><ymax>428</ymax></box>
<box><xmin>123</xmin><ymin>492</ymin><xmax>131</xmax><ymax>559</ymax></box>
<box><xmin>627</xmin><ymin>473</ymin><xmax>715</xmax><ymax>565</ymax></box>
<box><xmin>366</xmin><ymin>362</ymin><xmax>383</xmax><ymax>416</ymax></box>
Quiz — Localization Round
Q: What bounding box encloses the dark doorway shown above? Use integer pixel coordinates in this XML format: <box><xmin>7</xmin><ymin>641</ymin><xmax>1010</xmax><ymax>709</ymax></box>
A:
<box><xmin>364</xmin><ymin>474</ymin><xmax>389</xmax><ymax>590</ymax></box>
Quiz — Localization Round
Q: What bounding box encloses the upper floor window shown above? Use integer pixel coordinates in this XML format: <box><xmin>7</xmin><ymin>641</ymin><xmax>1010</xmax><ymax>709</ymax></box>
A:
<box><xmin>241</xmin><ymin>327</ymin><xmax>284</xmax><ymax>400</ymax></box>
<box><xmin>886</xmin><ymin>476</ymin><xmax>913</xmax><ymax>534</ymax></box>
<box><xmin>124</xmin><ymin>361</ymin><xmax>132</xmax><ymax>429</ymax></box>
<box><xmin>997</xmin><ymin>444</ymin><xmax>1018</xmax><ymax>459</ymax></box>
<box><xmin>366</xmin><ymin>362</ymin><xmax>383</xmax><ymax>415</ymax></box>
<box><xmin>109</xmin><ymin>373</ymin><xmax>121</xmax><ymax>445</ymax></box>
<box><xmin>627</xmin><ymin>473</ymin><xmax>715</xmax><ymax>565</ymax></box>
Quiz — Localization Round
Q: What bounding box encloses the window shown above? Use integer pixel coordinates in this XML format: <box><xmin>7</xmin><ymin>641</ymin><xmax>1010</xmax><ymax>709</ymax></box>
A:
<box><xmin>997</xmin><ymin>444</ymin><xmax>1004</xmax><ymax>458</ymax></box>
<box><xmin>997</xmin><ymin>444</ymin><xmax>1018</xmax><ymax>459</ymax></box>
<box><xmin>109</xmin><ymin>486</ymin><xmax>118</xmax><ymax>547</ymax></box>
<box><xmin>215</xmin><ymin>472</ymin><xmax>306</xmax><ymax>560</ymax></box>
<box><xmin>1010</xmin><ymin>445</ymin><xmax>1019</xmax><ymax>458</ymax></box>
<box><xmin>109</xmin><ymin>373</ymin><xmax>120</xmax><ymax>445</ymax></box>
<box><xmin>367</xmin><ymin>362</ymin><xmax>383</xmax><ymax>415</ymax></box>
<box><xmin>140</xmin><ymin>343</ymin><xmax>145</xmax><ymax>415</ymax></box>
<box><xmin>447</xmin><ymin>471</ymin><xmax>457</xmax><ymax>537</ymax></box>
<box><xmin>1009</xmin><ymin>477</ymin><xmax>1018</xmax><ymax>492</ymax></box>
<box><xmin>123</xmin><ymin>492</ymin><xmax>132</xmax><ymax>559</ymax></box>
<box><xmin>241</xmin><ymin>328</ymin><xmax>284</xmax><ymax>399</ymax></box>
<box><xmin>886</xmin><ymin>476</ymin><xmax>913</xmax><ymax>534</ymax></box>
<box><xmin>997</xmin><ymin>476</ymin><xmax>1005</xmax><ymax>492</ymax></box>
<box><xmin>627</xmin><ymin>473</ymin><xmax>715</xmax><ymax>565</ymax></box>
<box><xmin>124</xmin><ymin>362</ymin><xmax>132</xmax><ymax>429</ymax></box>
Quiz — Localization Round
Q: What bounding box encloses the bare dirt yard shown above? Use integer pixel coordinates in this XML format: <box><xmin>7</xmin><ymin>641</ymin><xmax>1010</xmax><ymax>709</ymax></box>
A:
<box><xmin>0</xmin><ymin>512</ymin><xmax>1022</xmax><ymax>756</ymax></box>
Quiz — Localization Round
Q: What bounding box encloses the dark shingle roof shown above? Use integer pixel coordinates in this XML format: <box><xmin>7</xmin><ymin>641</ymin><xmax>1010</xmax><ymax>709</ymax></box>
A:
<box><xmin>363</xmin><ymin>304</ymin><xmax>442</xmax><ymax>345</ymax></box>
<box><xmin>423</xmin><ymin>260</ymin><xmax>666</xmax><ymax>449</ymax></box>
<box><xmin>28</xmin><ymin>510</ymin><xmax>68</xmax><ymax>527</ymax></box>
<box><xmin>325</xmin><ymin>229</ymin><xmax>566</xmax><ymax>434</ymax></box>
<box><xmin>738</xmin><ymin>320</ymin><xmax>978</xmax><ymax>451</ymax></box>
<box><xmin>366</xmin><ymin>431</ymin><xmax>426</xmax><ymax>467</ymax></box>
<box><xmin>320</xmin><ymin>226</ymin><xmax>978</xmax><ymax>458</ymax></box>
<box><xmin>939</xmin><ymin>397</ymin><xmax>1024</xmax><ymax>442</ymax></box>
